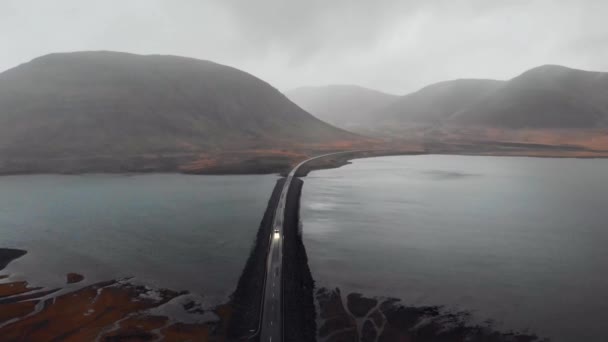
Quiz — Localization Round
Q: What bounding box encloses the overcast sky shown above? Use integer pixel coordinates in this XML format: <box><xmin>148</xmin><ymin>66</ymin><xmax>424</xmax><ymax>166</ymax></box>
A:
<box><xmin>1</xmin><ymin>0</ymin><xmax>607</xmax><ymax>94</ymax></box>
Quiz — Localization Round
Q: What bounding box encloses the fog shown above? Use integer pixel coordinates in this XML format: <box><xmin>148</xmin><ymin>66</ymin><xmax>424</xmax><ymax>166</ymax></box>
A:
<box><xmin>1</xmin><ymin>0</ymin><xmax>607</xmax><ymax>93</ymax></box>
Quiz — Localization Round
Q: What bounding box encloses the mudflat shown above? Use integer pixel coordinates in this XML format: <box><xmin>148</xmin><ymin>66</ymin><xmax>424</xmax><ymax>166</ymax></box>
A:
<box><xmin>0</xmin><ymin>250</ymin><xmax>229</xmax><ymax>341</ymax></box>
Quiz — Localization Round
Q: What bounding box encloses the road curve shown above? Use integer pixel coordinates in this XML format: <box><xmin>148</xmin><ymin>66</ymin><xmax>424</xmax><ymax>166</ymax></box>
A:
<box><xmin>259</xmin><ymin>151</ymin><xmax>358</xmax><ymax>342</ymax></box>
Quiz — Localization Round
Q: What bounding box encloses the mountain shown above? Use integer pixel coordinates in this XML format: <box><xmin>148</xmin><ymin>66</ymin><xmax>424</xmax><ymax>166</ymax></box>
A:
<box><xmin>376</xmin><ymin>79</ymin><xmax>504</xmax><ymax>126</ymax></box>
<box><xmin>449</xmin><ymin>65</ymin><xmax>608</xmax><ymax>128</ymax></box>
<box><xmin>0</xmin><ymin>51</ymin><xmax>358</xmax><ymax>172</ymax></box>
<box><xmin>285</xmin><ymin>85</ymin><xmax>398</xmax><ymax>131</ymax></box>
<box><xmin>374</xmin><ymin>65</ymin><xmax>608</xmax><ymax>130</ymax></box>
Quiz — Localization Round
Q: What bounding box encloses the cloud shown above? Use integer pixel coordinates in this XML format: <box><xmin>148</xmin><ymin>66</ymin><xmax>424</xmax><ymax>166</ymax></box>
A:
<box><xmin>0</xmin><ymin>0</ymin><xmax>607</xmax><ymax>94</ymax></box>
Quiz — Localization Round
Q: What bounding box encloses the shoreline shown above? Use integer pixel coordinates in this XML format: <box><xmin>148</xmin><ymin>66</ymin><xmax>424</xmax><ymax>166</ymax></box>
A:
<box><xmin>1</xmin><ymin>142</ymin><xmax>607</xmax><ymax>177</ymax></box>
<box><xmin>0</xmin><ymin>246</ymin><xmax>552</xmax><ymax>342</ymax></box>
<box><xmin>0</xmin><ymin>249</ymin><xmax>27</xmax><ymax>272</ymax></box>
<box><xmin>0</xmin><ymin>248</ymin><xmax>229</xmax><ymax>341</ymax></box>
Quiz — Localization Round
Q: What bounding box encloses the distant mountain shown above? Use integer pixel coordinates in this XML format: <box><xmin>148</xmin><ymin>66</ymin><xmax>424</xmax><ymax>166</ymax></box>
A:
<box><xmin>377</xmin><ymin>79</ymin><xmax>504</xmax><ymax>126</ymax></box>
<box><xmin>0</xmin><ymin>51</ymin><xmax>358</xmax><ymax>172</ymax></box>
<box><xmin>285</xmin><ymin>85</ymin><xmax>398</xmax><ymax>131</ymax></box>
<box><xmin>449</xmin><ymin>65</ymin><xmax>608</xmax><ymax>128</ymax></box>
<box><xmin>374</xmin><ymin>65</ymin><xmax>608</xmax><ymax>130</ymax></box>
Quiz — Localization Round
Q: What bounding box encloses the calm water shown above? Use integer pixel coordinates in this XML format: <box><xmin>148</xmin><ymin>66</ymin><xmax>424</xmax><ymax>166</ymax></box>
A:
<box><xmin>0</xmin><ymin>174</ymin><xmax>276</xmax><ymax>304</ymax></box>
<box><xmin>301</xmin><ymin>155</ymin><xmax>608</xmax><ymax>342</ymax></box>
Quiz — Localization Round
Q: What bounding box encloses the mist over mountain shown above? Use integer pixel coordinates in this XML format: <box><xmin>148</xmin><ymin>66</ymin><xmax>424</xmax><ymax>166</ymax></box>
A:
<box><xmin>0</xmin><ymin>51</ymin><xmax>358</xmax><ymax>172</ymax></box>
<box><xmin>285</xmin><ymin>85</ymin><xmax>398</xmax><ymax>131</ymax></box>
<box><xmin>377</xmin><ymin>79</ymin><xmax>505</xmax><ymax>126</ymax></box>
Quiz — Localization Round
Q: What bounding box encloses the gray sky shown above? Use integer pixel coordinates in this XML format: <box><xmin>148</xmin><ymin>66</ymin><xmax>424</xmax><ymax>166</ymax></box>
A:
<box><xmin>1</xmin><ymin>0</ymin><xmax>607</xmax><ymax>94</ymax></box>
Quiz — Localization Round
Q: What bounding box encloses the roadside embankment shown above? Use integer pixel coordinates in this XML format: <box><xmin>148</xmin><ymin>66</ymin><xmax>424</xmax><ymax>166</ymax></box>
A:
<box><xmin>227</xmin><ymin>178</ymin><xmax>286</xmax><ymax>340</ymax></box>
<box><xmin>295</xmin><ymin>150</ymin><xmax>425</xmax><ymax>177</ymax></box>
<box><xmin>282</xmin><ymin>178</ymin><xmax>316</xmax><ymax>342</ymax></box>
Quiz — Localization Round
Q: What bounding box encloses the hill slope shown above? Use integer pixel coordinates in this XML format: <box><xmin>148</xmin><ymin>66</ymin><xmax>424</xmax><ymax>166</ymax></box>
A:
<box><xmin>373</xmin><ymin>65</ymin><xmax>608</xmax><ymax>130</ymax></box>
<box><xmin>0</xmin><ymin>51</ymin><xmax>358</xmax><ymax>172</ymax></box>
<box><xmin>377</xmin><ymin>79</ymin><xmax>504</xmax><ymax>126</ymax></box>
<box><xmin>449</xmin><ymin>65</ymin><xmax>608</xmax><ymax>128</ymax></box>
<box><xmin>285</xmin><ymin>85</ymin><xmax>398</xmax><ymax>131</ymax></box>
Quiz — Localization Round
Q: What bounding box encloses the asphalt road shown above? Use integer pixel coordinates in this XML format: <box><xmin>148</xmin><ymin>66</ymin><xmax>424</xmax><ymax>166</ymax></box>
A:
<box><xmin>259</xmin><ymin>152</ymin><xmax>357</xmax><ymax>342</ymax></box>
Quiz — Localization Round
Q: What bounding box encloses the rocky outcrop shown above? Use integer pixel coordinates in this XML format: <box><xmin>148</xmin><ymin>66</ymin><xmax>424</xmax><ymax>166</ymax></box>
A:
<box><xmin>0</xmin><ymin>249</ymin><xmax>26</xmax><ymax>271</ymax></box>
<box><xmin>315</xmin><ymin>288</ymin><xmax>549</xmax><ymax>342</ymax></box>
<box><xmin>66</xmin><ymin>273</ymin><xmax>84</xmax><ymax>284</ymax></box>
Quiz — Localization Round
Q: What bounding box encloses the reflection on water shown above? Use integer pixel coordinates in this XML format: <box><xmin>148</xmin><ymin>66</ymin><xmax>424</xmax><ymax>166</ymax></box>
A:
<box><xmin>0</xmin><ymin>174</ymin><xmax>276</xmax><ymax>304</ymax></box>
<box><xmin>302</xmin><ymin>155</ymin><xmax>608</xmax><ymax>342</ymax></box>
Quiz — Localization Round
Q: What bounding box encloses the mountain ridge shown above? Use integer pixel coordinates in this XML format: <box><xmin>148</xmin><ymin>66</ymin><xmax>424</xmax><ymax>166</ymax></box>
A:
<box><xmin>0</xmin><ymin>51</ymin><xmax>361</xmax><ymax>173</ymax></box>
<box><xmin>449</xmin><ymin>65</ymin><xmax>608</xmax><ymax>128</ymax></box>
<box><xmin>378</xmin><ymin>78</ymin><xmax>505</xmax><ymax>125</ymax></box>
<box><xmin>287</xmin><ymin>65</ymin><xmax>608</xmax><ymax>133</ymax></box>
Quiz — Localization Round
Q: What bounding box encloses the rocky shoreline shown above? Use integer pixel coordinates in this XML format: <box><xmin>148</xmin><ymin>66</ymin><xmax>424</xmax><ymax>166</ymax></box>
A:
<box><xmin>0</xmin><ymin>249</ymin><xmax>27</xmax><ymax>271</ymax></box>
<box><xmin>0</xmin><ymin>249</ymin><xmax>231</xmax><ymax>341</ymax></box>
<box><xmin>315</xmin><ymin>287</ymin><xmax>550</xmax><ymax>342</ymax></box>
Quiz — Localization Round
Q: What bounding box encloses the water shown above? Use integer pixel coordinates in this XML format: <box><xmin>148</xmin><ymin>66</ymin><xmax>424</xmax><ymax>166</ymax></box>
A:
<box><xmin>0</xmin><ymin>173</ymin><xmax>277</xmax><ymax>304</ymax></box>
<box><xmin>301</xmin><ymin>155</ymin><xmax>608</xmax><ymax>342</ymax></box>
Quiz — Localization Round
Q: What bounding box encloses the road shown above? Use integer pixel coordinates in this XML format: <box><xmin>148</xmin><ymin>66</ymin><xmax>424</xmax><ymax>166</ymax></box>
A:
<box><xmin>258</xmin><ymin>151</ymin><xmax>358</xmax><ymax>342</ymax></box>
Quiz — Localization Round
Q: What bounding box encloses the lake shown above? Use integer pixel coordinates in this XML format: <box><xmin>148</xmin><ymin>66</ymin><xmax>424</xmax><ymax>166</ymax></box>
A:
<box><xmin>301</xmin><ymin>155</ymin><xmax>608</xmax><ymax>342</ymax></box>
<box><xmin>0</xmin><ymin>173</ymin><xmax>277</xmax><ymax>305</ymax></box>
